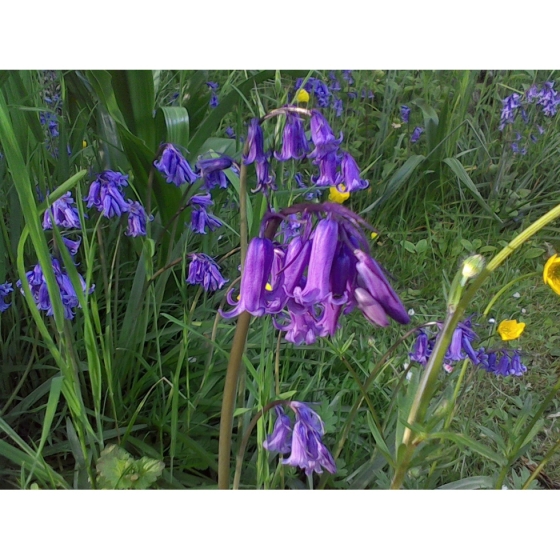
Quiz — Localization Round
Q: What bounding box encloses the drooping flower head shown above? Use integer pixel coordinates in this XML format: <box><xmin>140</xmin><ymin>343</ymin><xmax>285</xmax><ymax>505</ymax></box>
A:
<box><xmin>84</xmin><ymin>170</ymin><xmax>130</xmax><ymax>218</ymax></box>
<box><xmin>0</xmin><ymin>282</ymin><xmax>13</xmax><ymax>312</ymax></box>
<box><xmin>410</xmin><ymin>127</ymin><xmax>424</xmax><ymax>144</ymax></box>
<box><xmin>221</xmin><ymin>202</ymin><xmax>409</xmax><ymax>342</ymax></box>
<box><xmin>263</xmin><ymin>401</ymin><xmax>336</xmax><ymax>477</ymax></box>
<box><xmin>187</xmin><ymin>253</ymin><xmax>228</xmax><ymax>292</ymax></box>
<box><xmin>274</xmin><ymin>112</ymin><xmax>309</xmax><ymax>162</ymax></box>
<box><xmin>42</xmin><ymin>192</ymin><xmax>82</xmax><ymax>230</ymax></box>
<box><xmin>17</xmin><ymin>257</ymin><xmax>93</xmax><ymax>320</ymax></box>
<box><xmin>197</xmin><ymin>154</ymin><xmax>233</xmax><ymax>190</ymax></box>
<box><xmin>400</xmin><ymin>105</ymin><xmax>411</xmax><ymax>123</ymax></box>
<box><xmin>154</xmin><ymin>144</ymin><xmax>199</xmax><ymax>187</ymax></box>
<box><xmin>243</xmin><ymin>118</ymin><xmax>266</xmax><ymax>165</ymax></box>
<box><xmin>125</xmin><ymin>200</ymin><xmax>152</xmax><ymax>237</ymax></box>
<box><xmin>282</xmin><ymin>402</ymin><xmax>336</xmax><ymax>476</ymax></box>
<box><xmin>340</xmin><ymin>152</ymin><xmax>369</xmax><ymax>192</ymax></box>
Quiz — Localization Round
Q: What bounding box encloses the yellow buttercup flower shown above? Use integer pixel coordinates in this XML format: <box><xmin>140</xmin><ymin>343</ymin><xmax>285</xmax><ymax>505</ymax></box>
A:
<box><xmin>497</xmin><ymin>319</ymin><xmax>526</xmax><ymax>341</ymax></box>
<box><xmin>296</xmin><ymin>89</ymin><xmax>310</xmax><ymax>104</ymax></box>
<box><xmin>543</xmin><ymin>253</ymin><xmax>560</xmax><ymax>295</ymax></box>
<box><xmin>328</xmin><ymin>184</ymin><xmax>350</xmax><ymax>204</ymax></box>
<box><xmin>370</xmin><ymin>231</ymin><xmax>379</xmax><ymax>241</ymax></box>
<box><xmin>82</xmin><ymin>140</ymin><xmax>88</xmax><ymax>148</ymax></box>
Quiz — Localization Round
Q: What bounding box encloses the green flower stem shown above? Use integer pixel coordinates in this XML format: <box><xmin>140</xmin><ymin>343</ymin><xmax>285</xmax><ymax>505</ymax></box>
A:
<box><xmin>232</xmin><ymin>399</ymin><xmax>289</xmax><ymax>490</ymax></box>
<box><xmin>390</xmin><ymin>201</ymin><xmax>560</xmax><ymax>489</ymax></box>
<box><xmin>482</xmin><ymin>272</ymin><xmax>538</xmax><ymax>317</ymax></box>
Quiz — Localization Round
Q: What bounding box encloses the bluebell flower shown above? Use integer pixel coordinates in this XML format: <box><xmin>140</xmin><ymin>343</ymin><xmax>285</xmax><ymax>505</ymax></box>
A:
<box><xmin>499</xmin><ymin>93</ymin><xmax>522</xmax><ymax>130</ymax></box>
<box><xmin>190</xmin><ymin>200</ymin><xmax>223</xmax><ymax>234</ymax></box>
<box><xmin>309</xmin><ymin>110</ymin><xmax>342</xmax><ymax>158</ymax></box>
<box><xmin>538</xmin><ymin>81</ymin><xmax>560</xmax><ymax>117</ymax></box>
<box><xmin>274</xmin><ymin>113</ymin><xmax>309</xmax><ymax>161</ymax></box>
<box><xmin>254</xmin><ymin>157</ymin><xmax>277</xmax><ymax>194</ymax></box>
<box><xmin>84</xmin><ymin>171</ymin><xmax>130</xmax><ymax>218</ymax></box>
<box><xmin>293</xmin><ymin>218</ymin><xmax>339</xmax><ymax>306</ymax></box>
<box><xmin>282</xmin><ymin>402</ymin><xmax>337</xmax><ymax>476</ymax></box>
<box><xmin>61</xmin><ymin>236</ymin><xmax>81</xmax><ymax>256</ymax></box>
<box><xmin>340</xmin><ymin>152</ymin><xmax>369</xmax><ymax>192</ymax></box>
<box><xmin>526</xmin><ymin>84</ymin><xmax>541</xmax><ymax>103</ymax></box>
<box><xmin>188</xmin><ymin>192</ymin><xmax>222</xmax><ymax>233</ymax></box>
<box><xmin>410</xmin><ymin>330</ymin><xmax>431</xmax><ymax>365</ymax></box>
<box><xmin>197</xmin><ymin>154</ymin><xmax>233</xmax><ymax>190</ymax></box>
<box><xmin>481</xmin><ymin>349</ymin><xmax>526</xmax><ymax>377</ymax></box>
<box><xmin>400</xmin><ymin>105</ymin><xmax>411</xmax><ymax>123</ymax></box>
<box><xmin>187</xmin><ymin>253</ymin><xmax>228</xmax><ymax>292</ymax></box>
<box><xmin>243</xmin><ymin>118</ymin><xmax>266</xmax><ymax>165</ymax></box>
<box><xmin>329</xmin><ymin>74</ymin><xmax>341</xmax><ymax>92</ymax></box>
<box><xmin>311</xmin><ymin>79</ymin><xmax>331</xmax><ymax>108</ymax></box>
<box><xmin>206</xmin><ymin>81</ymin><xmax>219</xmax><ymax>91</ymax></box>
<box><xmin>125</xmin><ymin>201</ymin><xmax>151</xmax><ymax>237</ymax></box>
<box><xmin>154</xmin><ymin>144</ymin><xmax>199</xmax><ymax>187</ymax></box>
<box><xmin>209</xmin><ymin>92</ymin><xmax>219</xmax><ymax>108</ymax></box>
<box><xmin>410</xmin><ymin>127</ymin><xmax>424</xmax><ymax>144</ymax></box>
<box><xmin>312</xmin><ymin>150</ymin><xmax>343</xmax><ymax>187</ymax></box>
<box><xmin>262</xmin><ymin>406</ymin><xmax>292</xmax><ymax>454</ymax></box>
<box><xmin>225</xmin><ymin>127</ymin><xmax>236</xmax><ymax>138</ymax></box>
<box><xmin>222</xmin><ymin>202</ymin><xmax>410</xmax><ymax>342</ymax></box>
<box><xmin>43</xmin><ymin>192</ymin><xmax>82</xmax><ymax>230</ymax></box>
<box><xmin>342</xmin><ymin>70</ymin><xmax>354</xmax><ymax>85</ymax></box>
<box><xmin>17</xmin><ymin>258</ymin><xmax>93</xmax><ymax>320</ymax></box>
<box><xmin>331</xmin><ymin>97</ymin><xmax>343</xmax><ymax>118</ymax></box>
<box><xmin>221</xmin><ymin>237</ymin><xmax>283</xmax><ymax>319</ymax></box>
<box><xmin>0</xmin><ymin>282</ymin><xmax>13</xmax><ymax>312</ymax></box>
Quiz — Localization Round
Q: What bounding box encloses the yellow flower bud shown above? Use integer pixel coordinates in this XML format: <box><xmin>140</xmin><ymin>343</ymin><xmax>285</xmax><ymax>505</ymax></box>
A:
<box><xmin>544</xmin><ymin>253</ymin><xmax>560</xmax><ymax>295</ymax></box>
<box><xmin>296</xmin><ymin>89</ymin><xmax>310</xmax><ymax>104</ymax></box>
<box><xmin>328</xmin><ymin>184</ymin><xmax>350</xmax><ymax>204</ymax></box>
<box><xmin>82</xmin><ymin>140</ymin><xmax>87</xmax><ymax>148</ymax></box>
<box><xmin>497</xmin><ymin>319</ymin><xmax>526</xmax><ymax>341</ymax></box>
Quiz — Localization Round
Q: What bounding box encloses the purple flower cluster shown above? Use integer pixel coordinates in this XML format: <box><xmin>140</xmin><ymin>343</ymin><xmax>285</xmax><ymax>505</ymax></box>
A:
<box><xmin>188</xmin><ymin>192</ymin><xmax>223</xmax><ymax>234</ymax></box>
<box><xmin>221</xmin><ymin>202</ymin><xmax>410</xmax><ymax>344</ymax></box>
<box><xmin>245</xmin><ymin>108</ymin><xmax>368</xmax><ymax>194</ymax></box>
<box><xmin>187</xmin><ymin>253</ymin><xmax>228</xmax><ymax>292</ymax></box>
<box><xmin>154</xmin><ymin>144</ymin><xmax>199</xmax><ymax>187</ymax></box>
<box><xmin>0</xmin><ymin>282</ymin><xmax>13</xmax><ymax>312</ymax></box>
<box><xmin>410</xmin><ymin>318</ymin><xmax>527</xmax><ymax>377</ymax></box>
<box><xmin>263</xmin><ymin>402</ymin><xmax>336</xmax><ymax>477</ymax></box>
<box><xmin>43</xmin><ymin>192</ymin><xmax>82</xmax><ymax>230</ymax></box>
<box><xmin>207</xmin><ymin>81</ymin><xmax>219</xmax><ymax>108</ymax></box>
<box><xmin>295</xmin><ymin>77</ymin><xmax>332</xmax><ymax>108</ymax></box>
<box><xmin>17</xmin><ymin>258</ymin><xmax>93</xmax><ymax>320</ymax></box>
<box><xmin>499</xmin><ymin>82</ymin><xmax>559</xmax><ymax>155</ymax></box>
<box><xmin>84</xmin><ymin>171</ymin><xmax>151</xmax><ymax>237</ymax></box>
<box><xmin>85</xmin><ymin>171</ymin><xmax>130</xmax><ymax>218</ymax></box>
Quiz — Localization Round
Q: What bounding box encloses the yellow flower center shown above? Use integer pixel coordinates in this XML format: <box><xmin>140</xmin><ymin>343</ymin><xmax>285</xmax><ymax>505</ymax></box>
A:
<box><xmin>296</xmin><ymin>89</ymin><xmax>310</xmax><ymax>103</ymax></box>
<box><xmin>236</xmin><ymin>283</ymin><xmax>272</xmax><ymax>301</ymax></box>
<box><xmin>328</xmin><ymin>185</ymin><xmax>350</xmax><ymax>204</ymax></box>
<box><xmin>544</xmin><ymin>253</ymin><xmax>560</xmax><ymax>296</ymax></box>
<box><xmin>497</xmin><ymin>319</ymin><xmax>526</xmax><ymax>341</ymax></box>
